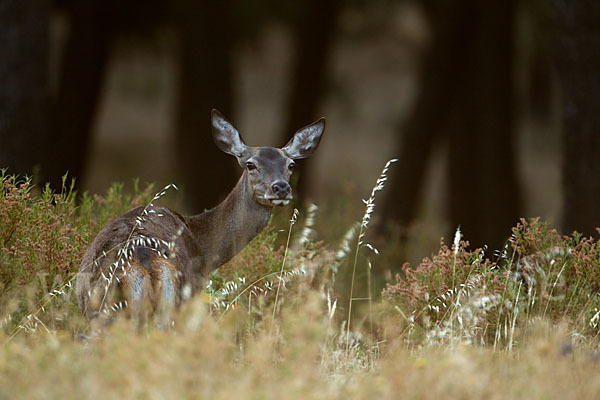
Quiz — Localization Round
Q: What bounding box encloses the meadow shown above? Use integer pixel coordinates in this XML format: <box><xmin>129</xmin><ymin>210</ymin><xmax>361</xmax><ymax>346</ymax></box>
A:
<box><xmin>1</xmin><ymin>166</ymin><xmax>600</xmax><ymax>399</ymax></box>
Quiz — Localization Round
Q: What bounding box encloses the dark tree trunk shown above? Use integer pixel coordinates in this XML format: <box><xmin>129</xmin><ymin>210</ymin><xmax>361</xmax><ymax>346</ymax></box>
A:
<box><xmin>529</xmin><ymin>46</ymin><xmax>553</xmax><ymax>120</ymax></box>
<box><xmin>554</xmin><ymin>1</ymin><xmax>600</xmax><ymax>236</ymax></box>
<box><xmin>0</xmin><ymin>0</ymin><xmax>50</xmax><ymax>178</ymax></box>
<box><xmin>446</xmin><ymin>0</ymin><xmax>520</xmax><ymax>251</ymax></box>
<box><xmin>174</xmin><ymin>0</ymin><xmax>236</xmax><ymax>212</ymax></box>
<box><xmin>282</xmin><ymin>0</ymin><xmax>339</xmax><ymax>203</ymax></box>
<box><xmin>48</xmin><ymin>0</ymin><xmax>116</xmax><ymax>189</ymax></box>
<box><xmin>379</xmin><ymin>1</ymin><xmax>472</xmax><ymax>241</ymax></box>
<box><xmin>380</xmin><ymin>0</ymin><xmax>520</xmax><ymax>252</ymax></box>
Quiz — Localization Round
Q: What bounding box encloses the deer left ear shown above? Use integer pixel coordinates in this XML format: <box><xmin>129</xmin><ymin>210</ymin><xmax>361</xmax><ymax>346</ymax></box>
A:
<box><xmin>282</xmin><ymin>118</ymin><xmax>325</xmax><ymax>160</ymax></box>
<box><xmin>211</xmin><ymin>109</ymin><xmax>249</xmax><ymax>161</ymax></box>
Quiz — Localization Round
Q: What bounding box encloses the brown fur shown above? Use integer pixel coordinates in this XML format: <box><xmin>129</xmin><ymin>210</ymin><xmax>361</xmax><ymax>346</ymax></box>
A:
<box><xmin>75</xmin><ymin>110</ymin><xmax>325</xmax><ymax>327</ymax></box>
<box><xmin>76</xmin><ymin>173</ymin><xmax>271</xmax><ymax>325</ymax></box>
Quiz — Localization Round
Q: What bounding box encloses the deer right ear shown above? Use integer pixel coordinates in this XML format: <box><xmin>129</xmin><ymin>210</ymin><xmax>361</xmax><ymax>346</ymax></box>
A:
<box><xmin>282</xmin><ymin>118</ymin><xmax>325</xmax><ymax>160</ymax></box>
<box><xmin>211</xmin><ymin>109</ymin><xmax>249</xmax><ymax>161</ymax></box>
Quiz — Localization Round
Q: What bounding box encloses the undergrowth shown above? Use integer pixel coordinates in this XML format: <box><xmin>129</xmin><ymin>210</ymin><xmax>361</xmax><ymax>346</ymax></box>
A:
<box><xmin>1</xmin><ymin>168</ymin><xmax>600</xmax><ymax>399</ymax></box>
<box><xmin>382</xmin><ymin>219</ymin><xmax>600</xmax><ymax>349</ymax></box>
<box><xmin>0</xmin><ymin>171</ymin><xmax>155</xmax><ymax>334</ymax></box>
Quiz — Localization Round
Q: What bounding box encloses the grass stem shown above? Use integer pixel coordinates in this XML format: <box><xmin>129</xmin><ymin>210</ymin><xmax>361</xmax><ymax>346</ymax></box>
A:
<box><xmin>271</xmin><ymin>209</ymin><xmax>298</xmax><ymax>335</ymax></box>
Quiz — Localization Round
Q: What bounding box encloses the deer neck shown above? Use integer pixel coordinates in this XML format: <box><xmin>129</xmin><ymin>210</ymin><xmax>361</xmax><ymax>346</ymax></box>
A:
<box><xmin>186</xmin><ymin>172</ymin><xmax>273</xmax><ymax>272</ymax></box>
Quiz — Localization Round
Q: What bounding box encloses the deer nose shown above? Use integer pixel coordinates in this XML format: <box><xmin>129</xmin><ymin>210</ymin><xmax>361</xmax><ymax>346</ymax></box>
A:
<box><xmin>271</xmin><ymin>181</ymin><xmax>291</xmax><ymax>199</ymax></box>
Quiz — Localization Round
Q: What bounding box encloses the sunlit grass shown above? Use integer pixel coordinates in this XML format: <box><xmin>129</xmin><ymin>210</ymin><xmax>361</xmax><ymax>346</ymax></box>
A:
<box><xmin>1</xmin><ymin>170</ymin><xmax>600</xmax><ymax>399</ymax></box>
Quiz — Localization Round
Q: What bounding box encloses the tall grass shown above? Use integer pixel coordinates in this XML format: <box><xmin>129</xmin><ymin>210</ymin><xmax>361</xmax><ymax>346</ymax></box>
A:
<box><xmin>0</xmin><ymin>171</ymin><xmax>156</xmax><ymax>337</ymax></box>
<box><xmin>345</xmin><ymin>158</ymin><xmax>397</xmax><ymax>353</ymax></box>
<box><xmin>1</xmin><ymin>170</ymin><xmax>600</xmax><ymax>398</ymax></box>
<box><xmin>271</xmin><ymin>208</ymin><xmax>298</xmax><ymax>330</ymax></box>
<box><xmin>382</xmin><ymin>218</ymin><xmax>600</xmax><ymax>350</ymax></box>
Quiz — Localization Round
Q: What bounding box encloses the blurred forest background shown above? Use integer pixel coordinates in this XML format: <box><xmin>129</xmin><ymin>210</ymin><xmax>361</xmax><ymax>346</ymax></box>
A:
<box><xmin>1</xmin><ymin>0</ymin><xmax>600</xmax><ymax>269</ymax></box>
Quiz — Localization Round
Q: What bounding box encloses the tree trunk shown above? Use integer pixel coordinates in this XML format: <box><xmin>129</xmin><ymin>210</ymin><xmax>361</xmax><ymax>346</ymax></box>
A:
<box><xmin>0</xmin><ymin>0</ymin><xmax>50</xmax><ymax>179</ymax></box>
<box><xmin>447</xmin><ymin>0</ymin><xmax>520</xmax><ymax>251</ymax></box>
<box><xmin>174</xmin><ymin>0</ymin><xmax>237</xmax><ymax>212</ymax></box>
<box><xmin>48</xmin><ymin>0</ymin><xmax>115</xmax><ymax>189</ymax></box>
<box><xmin>380</xmin><ymin>0</ymin><xmax>520</xmax><ymax>252</ymax></box>
<box><xmin>554</xmin><ymin>1</ymin><xmax>600</xmax><ymax>236</ymax></box>
<box><xmin>282</xmin><ymin>0</ymin><xmax>339</xmax><ymax>203</ymax></box>
<box><xmin>379</xmin><ymin>1</ymin><xmax>472</xmax><ymax>241</ymax></box>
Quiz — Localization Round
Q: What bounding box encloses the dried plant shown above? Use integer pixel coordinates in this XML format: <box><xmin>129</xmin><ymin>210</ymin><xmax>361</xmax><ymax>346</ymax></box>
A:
<box><xmin>345</xmin><ymin>158</ymin><xmax>397</xmax><ymax>353</ymax></box>
<box><xmin>2</xmin><ymin>171</ymin><xmax>600</xmax><ymax>399</ymax></box>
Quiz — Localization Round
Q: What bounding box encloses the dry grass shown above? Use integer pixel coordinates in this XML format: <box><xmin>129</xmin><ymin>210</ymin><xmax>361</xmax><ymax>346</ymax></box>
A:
<box><xmin>1</xmin><ymin>307</ymin><xmax>599</xmax><ymax>399</ymax></box>
<box><xmin>1</xmin><ymin>169</ymin><xmax>600</xmax><ymax>399</ymax></box>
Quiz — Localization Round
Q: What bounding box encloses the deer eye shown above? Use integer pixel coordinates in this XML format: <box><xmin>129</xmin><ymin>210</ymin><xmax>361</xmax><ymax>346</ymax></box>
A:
<box><xmin>288</xmin><ymin>161</ymin><xmax>296</xmax><ymax>170</ymax></box>
<box><xmin>246</xmin><ymin>161</ymin><xmax>256</xmax><ymax>171</ymax></box>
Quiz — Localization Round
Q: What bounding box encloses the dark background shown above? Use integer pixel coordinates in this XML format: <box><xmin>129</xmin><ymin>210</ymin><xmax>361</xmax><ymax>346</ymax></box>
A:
<box><xmin>1</xmin><ymin>0</ymin><xmax>599</xmax><ymax>269</ymax></box>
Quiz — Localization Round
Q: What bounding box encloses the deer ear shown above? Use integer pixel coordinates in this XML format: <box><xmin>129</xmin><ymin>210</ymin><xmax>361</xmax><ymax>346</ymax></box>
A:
<box><xmin>282</xmin><ymin>118</ymin><xmax>325</xmax><ymax>160</ymax></box>
<box><xmin>211</xmin><ymin>109</ymin><xmax>249</xmax><ymax>160</ymax></box>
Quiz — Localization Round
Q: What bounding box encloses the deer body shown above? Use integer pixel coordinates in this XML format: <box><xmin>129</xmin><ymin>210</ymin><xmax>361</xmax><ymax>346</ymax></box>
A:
<box><xmin>76</xmin><ymin>110</ymin><xmax>324</xmax><ymax>327</ymax></box>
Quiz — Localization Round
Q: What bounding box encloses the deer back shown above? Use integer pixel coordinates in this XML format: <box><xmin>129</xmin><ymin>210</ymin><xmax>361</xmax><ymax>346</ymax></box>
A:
<box><xmin>76</xmin><ymin>206</ymin><xmax>201</xmax><ymax>327</ymax></box>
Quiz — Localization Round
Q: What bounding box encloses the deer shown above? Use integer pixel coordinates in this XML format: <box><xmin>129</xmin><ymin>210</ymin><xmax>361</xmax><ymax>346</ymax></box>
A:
<box><xmin>76</xmin><ymin>109</ymin><xmax>325</xmax><ymax>329</ymax></box>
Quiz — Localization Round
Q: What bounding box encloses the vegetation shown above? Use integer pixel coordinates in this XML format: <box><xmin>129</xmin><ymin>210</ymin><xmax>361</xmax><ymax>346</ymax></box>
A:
<box><xmin>1</xmin><ymin>169</ymin><xmax>600</xmax><ymax>399</ymax></box>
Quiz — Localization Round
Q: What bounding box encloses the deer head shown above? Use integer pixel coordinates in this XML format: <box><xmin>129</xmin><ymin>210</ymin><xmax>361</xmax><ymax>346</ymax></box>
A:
<box><xmin>211</xmin><ymin>109</ymin><xmax>325</xmax><ymax>207</ymax></box>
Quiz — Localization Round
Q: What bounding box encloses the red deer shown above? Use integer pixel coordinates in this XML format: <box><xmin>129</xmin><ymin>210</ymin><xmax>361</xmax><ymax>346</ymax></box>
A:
<box><xmin>76</xmin><ymin>109</ymin><xmax>325</xmax><ymax>328</ymax></box>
